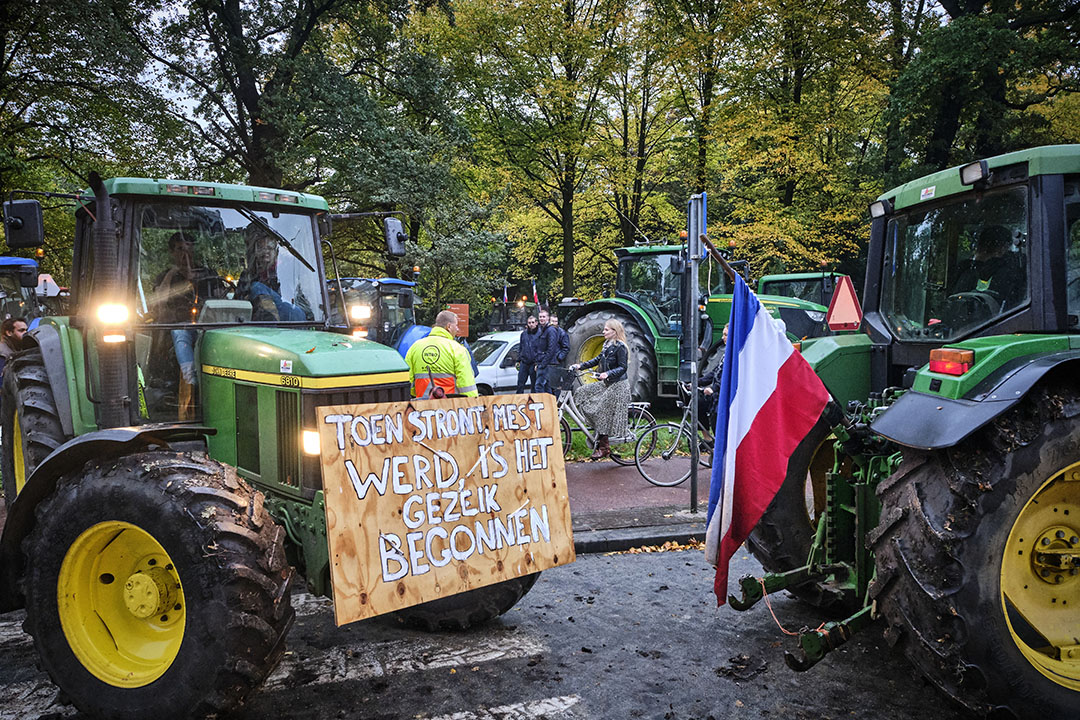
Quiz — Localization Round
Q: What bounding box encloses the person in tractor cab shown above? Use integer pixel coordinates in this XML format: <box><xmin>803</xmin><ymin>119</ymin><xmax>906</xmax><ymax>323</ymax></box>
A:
<box><xmin>950</xmin><ymin>225</ymin><xmax>1024</xmax><ymax>308</ymax></box>
<box><xmin>150</xmin><ymin>232</ymin><xmax>223</xmax><ymax>419</ymax></box>
<box><xmin>238</xmin><ymin>224</ymin><xmax>310</xmax><ymax>321</ymax></box>
<box><xmin>406</xmin><ymin>310</ymin><xmax>478</xmax><ymax>398</ymax></box>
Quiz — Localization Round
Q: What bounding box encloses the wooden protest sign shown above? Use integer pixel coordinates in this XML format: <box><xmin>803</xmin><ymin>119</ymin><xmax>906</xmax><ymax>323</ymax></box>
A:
<box><xmin>318</xmin><ymin>394</ymin><xmax>574</xmax><ymax>626</ymax></box>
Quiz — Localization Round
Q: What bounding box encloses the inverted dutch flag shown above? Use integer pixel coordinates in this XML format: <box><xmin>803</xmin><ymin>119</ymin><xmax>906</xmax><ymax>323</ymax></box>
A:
<box><xmin>503</xmin><ymin>282</ymin><xmax>509</xmax><ymax>303</ymax></box>
<box><xmin>532</xmin><ymin>278</ymin><xmax>540</xmax><ymax>305</ymax></box>
<box><xmin>705</xmin><ymin>274</ymin><xmax>831</xmax><ymax>604</ymax></box>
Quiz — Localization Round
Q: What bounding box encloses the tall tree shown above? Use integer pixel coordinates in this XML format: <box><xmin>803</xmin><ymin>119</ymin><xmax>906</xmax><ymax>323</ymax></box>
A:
<box><xmin>594</xmin><ymin>3</ymin><xmax>682</xmax><ymax>249</ymax></box>
<box><xmin>890</xmin><ymin>1</ymin><xmax>1080</xmax><ymax>170</ymax></box>
<box><xmin>130</xmin><ymin>0</ymin><xmax>368</xmax><ymax>188</ymax></box>
<box><xmin>430</xmin><ymin>0</ymin><xmax>626</xmax><ymax>297</ymax></box>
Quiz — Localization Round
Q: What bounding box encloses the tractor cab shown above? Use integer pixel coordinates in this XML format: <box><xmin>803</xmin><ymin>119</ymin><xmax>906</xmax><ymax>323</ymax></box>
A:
<box><xmin>0</xmin><ymin>257</ymin><xmax>41</xmax><ymax>323</ymax></box>
<box><xmin>487</xmin><ymin>297</ymin><xmax>537</xmax><ymax>331</ymax></box>
<box><xmin>614</xmin><ymin>246</ymin><xmax>686</xmax><ymax>335</ymax></box>
<box><xmin>328</xmin><ymin>276</ymin><xmax>421</xmax><ymax>353</ymax></box>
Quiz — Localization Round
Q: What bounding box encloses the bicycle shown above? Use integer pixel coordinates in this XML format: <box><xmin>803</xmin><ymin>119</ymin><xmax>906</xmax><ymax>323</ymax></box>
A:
<box><xmin>634</xmin><ymin>381</ymin><xmax>715</xmax><ymax>486</ymax></box>
<box><xmin>547</xmin><ymin>367</ymin><xmax>656</xmax><ymax>465</ymax></box>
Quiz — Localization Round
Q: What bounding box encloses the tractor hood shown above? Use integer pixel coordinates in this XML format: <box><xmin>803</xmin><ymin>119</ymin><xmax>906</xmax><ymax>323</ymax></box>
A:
<box><xmin>200</xmin><ymin>327</ymin><xmax>408</xmax><ymax>379</ymax></box>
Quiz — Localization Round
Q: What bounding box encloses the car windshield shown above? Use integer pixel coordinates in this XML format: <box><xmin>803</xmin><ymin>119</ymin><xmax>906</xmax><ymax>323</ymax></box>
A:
<box><xmin>472</xmin><ymin>339</ymin><xmax>506</xmax><ymax>365</ymax></box>
<box><xmin>880</xmin><ymin>186</ymin><xmax>1028</xmax><ymax>342</ymax></box>
<box><xmin>135</xmin><ymin>202</ymin><xmax>325</xmax><ymax>325</ymax></box>
<box><xmin>616</xmin><ymin>253</ymin><xmax>681</xmax><ymax>335</ymax></box>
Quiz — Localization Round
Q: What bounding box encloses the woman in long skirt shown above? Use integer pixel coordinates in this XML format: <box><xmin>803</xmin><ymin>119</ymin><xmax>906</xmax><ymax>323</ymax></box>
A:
<box><xmin>570</xmin><ymin>319</ymin><xmax>631</xmax><ymax>460</ymax></box>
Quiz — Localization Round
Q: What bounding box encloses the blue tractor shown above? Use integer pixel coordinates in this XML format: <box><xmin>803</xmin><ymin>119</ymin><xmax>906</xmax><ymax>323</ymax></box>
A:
<box><xmin>328</xmin><ymin>276</ymin><xmax>430</xmax><ymax>357</ymax></box>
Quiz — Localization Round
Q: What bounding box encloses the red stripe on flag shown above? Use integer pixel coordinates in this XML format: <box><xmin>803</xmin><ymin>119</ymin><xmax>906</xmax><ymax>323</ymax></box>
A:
<box><xmin>714</xmin><ymin>351</ymin><xmax>830</xmax><ymax>602</ymax></box>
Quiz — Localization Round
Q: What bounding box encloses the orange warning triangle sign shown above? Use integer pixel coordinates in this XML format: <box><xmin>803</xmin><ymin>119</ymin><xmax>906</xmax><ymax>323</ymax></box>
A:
<box><xmin>826</xmin><ymin>275</ymin><xmax>863</xmax><ymax>331</ymax></box>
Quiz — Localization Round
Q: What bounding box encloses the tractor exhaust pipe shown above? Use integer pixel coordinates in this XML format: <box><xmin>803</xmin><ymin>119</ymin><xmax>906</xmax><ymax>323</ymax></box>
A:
<box><xmin>88</xmin><ymin>172</ymin><xmax>129</xmax><ymax>428</ymax></box>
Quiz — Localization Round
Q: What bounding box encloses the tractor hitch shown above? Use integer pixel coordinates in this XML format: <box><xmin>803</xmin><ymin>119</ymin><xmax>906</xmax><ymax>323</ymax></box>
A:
<box><xmin>783</xmin><ymin>605</ymin><xmax>874</xmax><ymax>671</ymax></box>
<box><xmin>727</xmin><ymin>564</ymin><xmax>848</xmax><ymax>611</ymax></box>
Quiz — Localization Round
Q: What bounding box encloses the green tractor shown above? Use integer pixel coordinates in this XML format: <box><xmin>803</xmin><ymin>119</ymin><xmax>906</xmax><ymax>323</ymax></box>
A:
<box><xmin>731</xmin><ymin>145</ymin><xmax>1080</xmax><ymax>718</ymax></box>
<box><xmin>0</xmin><ymin>176</ymin><xmax>538</xmax><ymax>718</ymax></box>
<box><xmin>562</xmin><ymin>245</ymin><xmax>832</xmax><ymax>401</ymax></box>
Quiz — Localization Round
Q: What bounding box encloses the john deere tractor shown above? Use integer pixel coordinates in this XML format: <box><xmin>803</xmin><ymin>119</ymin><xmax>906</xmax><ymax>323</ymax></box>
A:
<box><xmin>0</xmin><ymin>176</ymin><xmax>537</xmax><ymax>719</ymax></box>
<box><xmin>562</xmin><ymin>245</ymin><xmax>831</xmax><ymax>401</ymax></box>
<box><xmin>730</xmin><ymin>145</ymin><xmax>1080</xmax><ymax>719</ymax></box>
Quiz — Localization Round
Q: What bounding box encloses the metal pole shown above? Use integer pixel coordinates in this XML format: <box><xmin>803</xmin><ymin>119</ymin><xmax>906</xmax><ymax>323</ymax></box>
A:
<box><xmin>686</xmin><ymin>193</ymin><xmax>705</xmax><ymax>514</ymax></box>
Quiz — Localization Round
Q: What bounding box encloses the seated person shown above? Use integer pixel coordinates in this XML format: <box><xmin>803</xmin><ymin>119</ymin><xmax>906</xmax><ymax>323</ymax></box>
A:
<box><xmin>950</xmin><ymin>225</ymin><xmax>1024</xmax><ymax>309</ymax></box>
<box><xmin>237</xmin><ymin>224</ymin><xmax>309</xmax><ymax>321</ymax></box>
<box><xmin>150</xmin><ymin>232</ymin><xmax>221</xmax><ymax>419</ymax></box>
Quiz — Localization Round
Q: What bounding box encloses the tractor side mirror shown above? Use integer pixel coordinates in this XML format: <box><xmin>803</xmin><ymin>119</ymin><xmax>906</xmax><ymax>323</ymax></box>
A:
<box><xmin>399</xmin><ymin>290</ymin><xmax>413</xmax><ymax>308</ymax></box>
<box><xmin>3</xmin><ymin>200</ymin><xmax>45</xmax><ymax>249</ymax></box>
<box><xmin>317</xmin><ymin>213</ymin><xmax>332</xmax><ymax>239</ymax></box>
<box><xmin>383</xmin><ymin>217</ymin><xmax>406</xmax><ymax>257</ymax></box>
<box><xmin>18</xmin><ymin>265</ymin><xmax>39</xmax><ymax>288</ymax></box>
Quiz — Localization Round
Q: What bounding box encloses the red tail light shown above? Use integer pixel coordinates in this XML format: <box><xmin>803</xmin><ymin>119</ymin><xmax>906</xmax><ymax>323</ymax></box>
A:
<box><xmin>929</xmin><ymin>348</ymin><xmax>974</xmax><ymax>376</ymax></box>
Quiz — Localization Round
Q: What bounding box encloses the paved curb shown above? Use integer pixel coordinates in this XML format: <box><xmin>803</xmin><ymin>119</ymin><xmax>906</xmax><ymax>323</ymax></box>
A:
<box><xmin>573</xmin><ymin>521</ymin><xmax>706</xmax><ymax>554</ymax></box>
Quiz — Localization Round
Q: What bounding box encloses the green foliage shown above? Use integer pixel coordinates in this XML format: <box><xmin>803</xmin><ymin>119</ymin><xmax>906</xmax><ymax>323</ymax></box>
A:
<box><xmin>3</xmin><ymin>0</ymin><xmax>1080</xmax><ymax>326</ymax></box>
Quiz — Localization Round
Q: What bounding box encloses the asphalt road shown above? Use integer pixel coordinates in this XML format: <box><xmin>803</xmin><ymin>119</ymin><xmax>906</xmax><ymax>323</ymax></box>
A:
<box><xmin>0</xmin><ymin>547</ymin><xmax>968</xmax><ymax>720</ymax></box>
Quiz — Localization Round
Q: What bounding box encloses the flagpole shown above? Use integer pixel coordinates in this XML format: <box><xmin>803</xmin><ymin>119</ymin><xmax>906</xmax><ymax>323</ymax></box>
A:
<box><xmin>686</xmin><ymin>194</ymin><xmax>706</xmax><ymax>515</ymax></box>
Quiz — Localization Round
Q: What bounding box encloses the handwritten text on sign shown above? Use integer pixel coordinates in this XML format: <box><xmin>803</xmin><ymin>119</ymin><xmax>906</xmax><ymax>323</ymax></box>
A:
<box><xmin>318</xmin><ymin>395</ymin><xmax>574</xmax><ymax>626</ymax></box>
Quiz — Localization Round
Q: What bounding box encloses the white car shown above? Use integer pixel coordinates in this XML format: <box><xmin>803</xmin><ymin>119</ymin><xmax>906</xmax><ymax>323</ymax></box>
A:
<box><xmin>472</xmin><ymin>330</ymin><xmax>524</xmax><ymax>395</ymax></box>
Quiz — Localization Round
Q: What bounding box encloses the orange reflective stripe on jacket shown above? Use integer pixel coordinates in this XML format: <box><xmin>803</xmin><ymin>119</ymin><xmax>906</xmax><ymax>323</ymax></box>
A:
<box><xmin>415</xmin><ymin>371</ymin><xmax>458</xmax><ymax>398</ymax></box>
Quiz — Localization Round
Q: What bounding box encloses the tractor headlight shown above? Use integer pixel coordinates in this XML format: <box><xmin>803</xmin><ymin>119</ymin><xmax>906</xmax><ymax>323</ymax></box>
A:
<box><xmin>302</xmin><ymin>429</ymin><xmax>321</xmax><ymax>456</ymax></box>
<box><xmin>350</xmin><ymin>304</ymin><xmax>372</xmax><ymax>321</ymax></box>
<box><xmin>96</xmin><ymin>303</ymin><xmax>129</xmax><ymax>324</ymax></box>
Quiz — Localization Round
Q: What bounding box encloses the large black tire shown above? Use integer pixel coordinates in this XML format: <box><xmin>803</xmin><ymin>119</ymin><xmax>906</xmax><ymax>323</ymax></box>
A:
<box><xmin>21</xmin><ymin>451</ymin><xmax>294</xmax><ymax>720</ymax></box>
<box><xmin>1</xmin><ymin>348</ymin><xmax>66</xmax><ymax>504</ymax></box>
<box><xmin>567</xmin><ymin>309</ymin><xmax>656</xmax><ymax>402</ymax></box>
<box><xmin>390</xmin><ymin>573</ymin><xmax>540</xmax><ymax>631</ymax></box>
<box><xmin>870</xmin><ymin>382</ymin><xmax>1080</xmax><ymax>719</ymax></box>
<box><xmin>744</xmin><ymin>418</ymin><xmax>854</xmax><ymax>612</ymax></box>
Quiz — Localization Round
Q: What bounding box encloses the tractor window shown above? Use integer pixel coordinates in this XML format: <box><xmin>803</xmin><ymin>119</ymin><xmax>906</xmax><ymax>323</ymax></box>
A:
<box><xmin>616</xmin><ymin>253</ymin><xmax>682</xmax><ymax>335</ymax></box>
<box><xmin>881</xmin><ymin>186</ymin><xmax>1028</xmax><ymax>342</ymax></box>
<box><xmin>132</xmin><ymin>202</ymin><xmax>325</xmax><ymax>422</ymax></box>
<box><xmin>1065</xmin><ymin>177</ymin><xmax>1080</xmax><ymax>325</ymax></box>
<box><xmin>134</xmin><ymin>203</ymin><xmax>325</xmax><ymax>327</ymax></box>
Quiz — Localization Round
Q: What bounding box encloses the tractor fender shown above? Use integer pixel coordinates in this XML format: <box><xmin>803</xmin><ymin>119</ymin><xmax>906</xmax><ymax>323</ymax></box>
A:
<box><xmin>26</xmin><ymin>321</ymin><xmax>75</xmax><ymax>437</ymax></box>
<box><xmin>563</xmin><ymin>300</ymin><xmax>658</xmax><ymax>345</ymax></box>
<box><xmin>871</xmin><ymin>350</ymin><xmax>1080</xmax><ymax>450</ymax></box>
<box><xmin>0</xmin><ymin>424</ymin><xmax>216</xmax><ymax>611</ymax></box>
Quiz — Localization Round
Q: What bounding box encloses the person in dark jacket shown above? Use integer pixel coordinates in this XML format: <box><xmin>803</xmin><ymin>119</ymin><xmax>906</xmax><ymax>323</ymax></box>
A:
<box><xmin>550</xmin><ymin>314</ymin><xmax>570</xmax><ymax>365</ymax></box>
<box><xmin>515</xmin><ymin>315</ymin><xmax>544</xmax><ymax>393</ymax></box>
<box><xmin>534</xmin><ymin>308</ymin><xmax>559</xmax><ymax>394</ymax></box>
<box><xmin>570</xmin><ymin>318</ymin><xmax>631</xmax><ymax>460</ymax></box>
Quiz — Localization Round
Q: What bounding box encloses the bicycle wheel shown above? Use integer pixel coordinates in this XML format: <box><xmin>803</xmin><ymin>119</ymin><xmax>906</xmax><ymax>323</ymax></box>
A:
<box><xmin>610</xmin><ymin>407</ymin><xmax>656</xmax><ymax>465</ymax></box>
<box><xmin>635</xmin><ymin>423</ymin><xmax>709</xmax><ymax>487</ymax></box>
<box><xmin>559</xmin><ymin>417</ymin><xmax>574</xmax><ymax>458</ymax></box>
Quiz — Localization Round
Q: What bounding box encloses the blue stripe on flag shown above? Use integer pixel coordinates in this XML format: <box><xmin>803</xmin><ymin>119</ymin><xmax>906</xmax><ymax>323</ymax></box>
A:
<box><xmin>707</xmin><ymin>274</ymin><xmax>762</xmax><ymax>528</ymax></box>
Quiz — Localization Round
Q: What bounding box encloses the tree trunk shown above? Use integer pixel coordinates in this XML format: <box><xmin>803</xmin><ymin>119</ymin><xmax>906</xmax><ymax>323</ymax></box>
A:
<box><xmin>561</xmin><ymin>183</ymin><xmax>575</xmax><ymax>299</ymax></box>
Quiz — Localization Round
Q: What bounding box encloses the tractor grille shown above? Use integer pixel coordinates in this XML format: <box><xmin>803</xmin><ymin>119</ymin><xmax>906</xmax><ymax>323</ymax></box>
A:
<box><xmin>277</xmin><ymin>390</ymin><xmax>301</xmax><ymax>488</ymax></box>
<box><xmin>295</xmin><ymin>381</ymin><xmax>412</xmax><ymax>494</ymax></box>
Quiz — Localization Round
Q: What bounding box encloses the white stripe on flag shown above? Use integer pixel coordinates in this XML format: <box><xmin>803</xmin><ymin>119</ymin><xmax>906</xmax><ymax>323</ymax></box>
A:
<box><xmin>719</xmin><ymin>306</ymin><xmax>794</xmax><ymax>540</ymax></box>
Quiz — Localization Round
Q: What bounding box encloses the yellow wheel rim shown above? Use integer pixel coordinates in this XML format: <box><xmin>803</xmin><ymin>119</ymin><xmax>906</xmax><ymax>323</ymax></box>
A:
<box><xmin>1000</xmin><ymin>467</ymin><xmax>1080</xmax><ymax>691</ymax></box>
<box><xmin>577</xmin><ymin>335</ymin><xmax>605</xmax><ymax>385</ymax></box>
<box><xmin>12</xmin><ymin>408</ymin><xmax>26</xmax><ymax>496</ymax></box>
<box><xmin>59</xmin><ymin>521</ymin><xmax>185</xmax><ymax>687</ymax></box>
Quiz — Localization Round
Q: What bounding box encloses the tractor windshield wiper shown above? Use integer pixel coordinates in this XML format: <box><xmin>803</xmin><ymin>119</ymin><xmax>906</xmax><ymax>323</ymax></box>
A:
<box><xmin>236</xmin><ymin>207</ymin><xmax>316</xmax><ymax>273</ymax></box>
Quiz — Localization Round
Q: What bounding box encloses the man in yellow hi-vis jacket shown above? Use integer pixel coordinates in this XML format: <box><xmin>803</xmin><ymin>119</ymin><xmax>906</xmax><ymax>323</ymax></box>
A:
<box><xmin>406</xmin><ymin>309</ymin><xmax>478</xmax><ymax>398</ymax></box>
